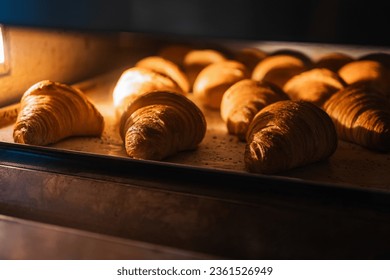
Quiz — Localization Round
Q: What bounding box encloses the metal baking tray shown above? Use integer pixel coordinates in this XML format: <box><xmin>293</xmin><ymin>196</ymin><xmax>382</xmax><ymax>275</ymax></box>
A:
<box><xmin>1</xmin><ymin>58</ymin><xmax>389</xmax><ymax>192</ymax></box>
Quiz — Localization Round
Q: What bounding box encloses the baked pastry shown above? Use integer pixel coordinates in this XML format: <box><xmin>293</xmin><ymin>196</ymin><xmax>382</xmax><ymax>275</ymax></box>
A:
<box><xmin>324</xmin><ymin>84</ymin><xmax>390</xmax><ymax>152</ymax></box>
<box><xmin>13</xmin><ymin>80</ymin><xmax>104</xmax><ymax>146</ymax></box>
<box><xmin>220</xmin><ymin>79</ymin><xmax>288</xmax><ymax>140</ymax></box>
<box><xmin>135</xmin><ymin>56</ymin><xmax>190</xmax><ymax>93</ymax></box>
<box><xmin>183</xmin><ymin>49</ymin><xmax>227</xmax><ymax>89</ymax></box>
<box><xmin>252</xmin><ymin>54</ymin><xmax>309</xmax><ymax>88</ymax></box>
<box><xmin>158</xmin><ymin>44</ymin><xmax>192</xmax><ymax>67</ymax></box>
<box><xmin>315</xmin><ymin>52</ymin><xmax>354</xmax><ymax>72</ymax></box>
<box><xmin>112</xmin><ymin>67</ymin><xmax>183</xmax><ymax>117</ymax></box>
<box><xmin>338</xmin><ymin>60</ymin><xmax>390</xmax><ymax>98</ymax></box>
<box><xmin>0</xmin><ymin>103</ymin><xmax>20</xmax><ymax>128</ymax></box>
<box><xmin>120</xmin><ymin>91</ymin><xmax>206</xmax><ymax>160</ymax></box>
<box><xmin>283</xmin><ymin>68</ymin><xmax>346</xmax><ymax>107</ymax></box>
<box><xmin>358</xmin><ymin>52</ymin><xmax>390</xmax><ymax>69</ymax></box>
<box><xmin>193</xmin><ymin>60</ymin><xmax>249</xmax><ymax>109</ymax></box>
<box><xmin>245</xmin><ymin>100</ymin><xmax>337</xmax><ymax>174</ymax></box>
<box><xmin>234</xmin><ymin>47</ymin><xmax>267</xmax><ymax>72</ymax></box>
<box><xmin>270</xmin><ymin>49</ymin><xmax>313</xmax><ymax>67</ymax></box>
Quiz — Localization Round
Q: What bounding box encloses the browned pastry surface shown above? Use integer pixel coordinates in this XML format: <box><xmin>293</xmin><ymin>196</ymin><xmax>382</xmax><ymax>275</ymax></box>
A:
<box><xmin>220</xmin><ymin>79</ymin><xmax>288</xmax><ymax>140</ymax></box>
<box><xmin>183</xmin><ymin>49</ymin><xmax>227</xmax><ymax>88</ymax></box>
<box><xmin>136</xmin><ymin>56</ymin><xmax>190</xmax><ymax>93</ymax></box>
<box><xmin>112</xmin><ymin>67</ymin><xmax>183</xmax><ymax>117</ymax></box>
<box><xmin>245</xmin><ymin>100</ymin><xmax>338</xmax><ymax>174</ymax></box>
<box><xmin>270</xmin><ymin>49</ymin><xmax>313</xmax><ymax>67</ymax></box>
<box><xmin>120</xmin><ymin>91</ymin><xmax>206</xmax><ymax>160</ymax></box>
<box><xmin>315</xmin><ymin>52</ymin><xmax>354</xmax><ymax>72</ymax></box>
<box><xmin>193</xmin><ymin>60</ymin><xmax>249</xmax><ymax>110</ymax></box>
<box><xmin>252</xmin><ymin>54</ymin><xmax>309</xmax><ymax>88</ymax></box>
<box><xmin>358</xmin><ymin>52</ymin><xmax>390</xmax><ymax>69</ymax></box>
<box><xmin>158</xmin><ymin>44</ymin><xmax>193</xmax><ymax>67</ymax></box>
<box><xmin>283</xmin><ymin>68</ymin><xmax>346</xmax><ymax>107</ymax></box>
<box><xmin>13</xmin><ymin>80</ymin><xmax>104</xmax><ymax>146</ymax></box>
<box><xmin>234</xmin><ymin>47</ymin><xmax>268</xmax><ymax>72</ymax></box>
<box><xmin>338</xmin><ymin>60</ymin><xmax>390</xmax><ymax>98</ymax></box>
<box><xmin>324</xmin><ymin>84</ymin><xmax>390</xmax><ymax>152</ymax></box>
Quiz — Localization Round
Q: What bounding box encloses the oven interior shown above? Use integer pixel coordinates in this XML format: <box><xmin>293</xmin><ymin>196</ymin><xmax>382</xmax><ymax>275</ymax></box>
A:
<box><xmin>0</xmin><ymin>0</ymin><xmax>390</xmax><ymax>259</ymax></box>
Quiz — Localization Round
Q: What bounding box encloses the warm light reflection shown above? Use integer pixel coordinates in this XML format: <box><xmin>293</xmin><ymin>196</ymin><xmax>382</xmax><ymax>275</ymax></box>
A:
<box><xmin>113</xmin><ymin>69</ymin><xmax>153</xmax><ymax>107</ymax></box>
<box><xmin>0</xmin><ymin>25</ymin><xmax>4</xmax><ymax>64</ymax></box>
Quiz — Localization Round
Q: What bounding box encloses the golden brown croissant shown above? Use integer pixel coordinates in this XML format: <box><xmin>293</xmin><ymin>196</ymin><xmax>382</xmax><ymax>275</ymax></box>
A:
<box><xmin>135</xmin><ymin>56</ymin><xmax>190</xmax><ymax>93</ymax></box>
<box><xmin>220</xmin><ymin>79</ymin><xmax>288</xmax><ymax>140</ymax></box>
<box><xmin>270</xmin><ymin>49</ymin><xmax>313</xmax><ymax>67</ymax></box>
<box><xmin>245</xmin><ymin>100</ymin><xmax>338</xmax><ymax>174</ymax></box>
<box><xmin>158</xmin><ymin>44</ymin><xmax>193</xmax><ymax>67</ymax></box>
<box><xmin>120</xmin><ymin>91</ymin><xmax>207</xmax><ymax>160</ymax></box>
<box><xmin>193</xmin><ymin>60</ymin><xmax>249</xmax><ymax>110</ymax></box>
<box><xmin>358</xmin><ymin>52</ymin><xmax>390</xmax><ymax>69</ymax></box>
<box><xmin>112</xmin><ymin>67</ymin><xmax>183</xmax><ymax>117</ymax></box>
<box><xmin>252</xmin><ymin>54</ymin><xmax>309</xmax><ymax>88</ymax></box>
<box><xmin>234</xmin><ymin>47</ymin><xmax>268</xmax><ymax>72</ymax></box>
<box><xmin>13</xmin><ymin>80</ymin><xmax>104</xmax><ymax>146</ymax></box>
<box><xmin>283</xmin><ymin>68</ymin><xmax>346</xmax><ymax>107</ymax></box>
<box><xmin>338</xmin><ymin>60</ymin><xmax>390</xmax><ymax>98</ymax></box>
<box><xmin>183</xmin><ymin>49</ymin><xmax>227</xmax><ymax>88</ymax></box>
<box><xmin>315</xmin><ymin>52</ymin><xmax>354</xmax><ymax>72</ymax></box>
<box><xmin>324</xmin><ymin>84</ymin><xmax>390</xmax><ymax>152</ymax></box>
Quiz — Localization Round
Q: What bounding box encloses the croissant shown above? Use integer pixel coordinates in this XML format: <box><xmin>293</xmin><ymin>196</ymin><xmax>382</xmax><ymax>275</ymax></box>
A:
<box><xmin>135</xmin><ymin>56</ymin><xmax>190</xmax><ymax>93</ymax></box>
<box><xmin>283</xmin><ymin>68</ymin><xmax>346</xmax><ymax>107</ymax></box>
<box><xmin>158</xmin><ymin>44</ymin><xmax>192</xmax><ymax>67</ymax></box>
<box><xmin>270</xmin><ymin>49</ymin><xmax>313</xmax><ymax>67</ymax></box>
<box><xmin>112</xmin><ymin>67</ymin><xmax>183</xmax><ymax>117</ymax></box>
<box><xmin>252</xmin><ymin>54</ymin><xmax>309</xmax><ymax>88</ymax></box>
<box><xmin>220</xmin><ymin>79</ymin><xmax>288</xmax><ymax>140</ymax></box>
<box><xmin>13</xmin><ymin>80</ymin><xmax>104</xmax><ymax>146</ymax></box>
<box><xmin>183</xmin><ymin>49</ymin><xmax>227</xmax><ymax>88</ymax></box>
<box><xmin>324</xmin><ymin>84</ymin><xmax>390</xmax><ymax>152</ymax></box>
<box><xmin>234</xmin><ymin>47</ymin><xmax>268</xmax><ymax>72</ymax></box>
<box><xmin>245</xmin><ymin>100</ymin><xmax>338</xmax><ymax>174</ymax></box>
<box><xmin>315</xmin><ymin>52</ymin><xmax>354</xmax><ymax>72</ymax></box>
<box><xmin>193</xmin><ymin>60</ymin><xmax>249</xmax><ymax>109</ymax></box>
<box><xmin>120</xmin><ymin>91</ymin><xmax>206</xmax><ymax>160</ymax></box>
<box><xmin>338</xmin><ymin>60</ymin><xmax>390</xmax><ymax>98</ymax></box>
<box><xmin>358</xmin><ymin>52</ymin><xmax>390</xmax><ymax>69</ymax></box>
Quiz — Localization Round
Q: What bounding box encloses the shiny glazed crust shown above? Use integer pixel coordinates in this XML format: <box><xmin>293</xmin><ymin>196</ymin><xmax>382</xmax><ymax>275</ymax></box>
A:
<box><xmin>13</xmin><ymin>80</ymin><xmax>104</xmax><ymax>145</ymax></box>
<box><xmin>245</xmin><ymin>100</ymin><xmax>338</xmax><ymax>174</ymax></box>
<box><xmin>112</xmin><ymin>67</ymin><xmax>183</xmax><ymax>117</ymax></box>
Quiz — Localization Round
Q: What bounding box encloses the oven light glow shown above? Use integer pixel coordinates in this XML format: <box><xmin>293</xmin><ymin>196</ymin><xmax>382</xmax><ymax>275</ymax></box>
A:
<box><xmin>0</xmin><ymin>25</ymin><xmax>4</xmax><ymax>64</ymax></box>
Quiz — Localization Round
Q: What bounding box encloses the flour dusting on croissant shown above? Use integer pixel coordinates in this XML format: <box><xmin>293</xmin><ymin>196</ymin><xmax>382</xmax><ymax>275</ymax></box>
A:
<box><xmin>13</xmin><ymin>80</ymin><xmax>104</xmax><ymax>146</ymax></box>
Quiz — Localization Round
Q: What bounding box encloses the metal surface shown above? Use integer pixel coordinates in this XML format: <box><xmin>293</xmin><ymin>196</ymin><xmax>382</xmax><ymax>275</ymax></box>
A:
<box><xmin>1</xmin><ymin>60</ymin><xmax>389</xmax><ymax>191</ymax></box>
<box><xmin>1</xmin><ymin>147</ymin><xmax>390</xmax><ymax>259</ymax></box>
<box><xmin>0</xmin><ymin>214</ymin><xmax>212</xmax><ymax>259</ymax></box>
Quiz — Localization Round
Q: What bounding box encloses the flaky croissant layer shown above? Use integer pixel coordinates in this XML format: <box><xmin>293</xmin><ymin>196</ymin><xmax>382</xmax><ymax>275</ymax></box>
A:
<box><xmin>324</xmin><ymin>84</ymin><xmax>390</xmax><ymax>152</ymax></box>
<box><xmin>13</xmin><ymin>80</ymin><xmax>104</xmax><ymax>146</ymax></box>
<box><xmin>120</xmin><ymin>91</ymin><xmax>206</xmax><ymax>160</ymax></box>
<box><xmin>245</xmin><ymin>100</ymin><xmax>338</xmax><ymax>174</ymax></box>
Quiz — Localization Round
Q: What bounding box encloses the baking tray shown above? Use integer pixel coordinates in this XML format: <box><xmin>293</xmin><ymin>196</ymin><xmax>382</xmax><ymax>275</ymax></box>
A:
<box><xmin>0</xmin><ymin>44</ymin><xmax>389</xmax><ymax>193</ymax></box>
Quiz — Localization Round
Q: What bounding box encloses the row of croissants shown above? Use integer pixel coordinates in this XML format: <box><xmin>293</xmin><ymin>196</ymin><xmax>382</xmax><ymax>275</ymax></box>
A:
<box><xmin>12</xmin><ymin>44</ymin><xmax>390</xmax><ymax>174</ymax></box>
